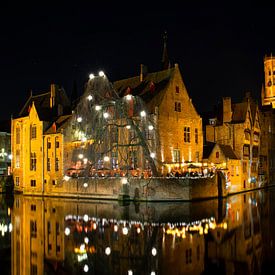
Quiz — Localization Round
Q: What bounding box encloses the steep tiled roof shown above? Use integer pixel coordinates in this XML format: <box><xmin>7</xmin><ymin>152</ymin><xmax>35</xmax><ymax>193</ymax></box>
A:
<box><xmin>203</xmin><ymin>141</ymin><xmax>215</xmax><ymax>159</ymax></box>
<box><xmin>45</xmin><ymin>115</ymin><xmax>72</xmax><ymax>134</ymax></box>
<box><xmin>231</xmin><ymin>102</ymin><xmax>248</xmax><ymax>123</ymax></box>
<box><xmin>219</xmin><ymin>144</ymin><xmax>238</xmax><ymax>159</ymax></box>
<box><xmin>18</xmin><ymin>85</ymin><xmax>71</xmax><ymax>121</ymax></box>
<box><xmin>114</xmin><ymin>67</ymin><xmax>174</xmax><ymax>109</ymax></box>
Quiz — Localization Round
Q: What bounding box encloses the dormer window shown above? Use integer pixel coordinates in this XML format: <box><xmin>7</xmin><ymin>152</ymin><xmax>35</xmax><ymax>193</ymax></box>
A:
<box><xmin>176</xmin><ymin>86</ymin><xmax>180</xmax><ymax>93</ymax></box>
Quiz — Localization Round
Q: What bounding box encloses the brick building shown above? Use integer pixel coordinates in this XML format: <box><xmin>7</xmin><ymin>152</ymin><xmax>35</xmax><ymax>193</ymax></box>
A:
<box><xmin>11</xmin><ymin>84</ymin><xmax>71</xmax><ymax>193</ymax></box>
<box><xmin>114</xmin><ymin>63</ymin><xmax>203</xmax><ymax>175</ymax></box>
<box><xmin>205</xmin><ymin>94</ymin><xmax>261</xmax><ymax>188</ymax></box>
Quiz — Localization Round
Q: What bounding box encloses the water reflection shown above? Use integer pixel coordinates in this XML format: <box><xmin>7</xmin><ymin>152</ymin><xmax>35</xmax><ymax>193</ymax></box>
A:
<box><xmin>7</xmin><ymin>188</ymin><xmax>275</xmax><ymax>274</ymax></box>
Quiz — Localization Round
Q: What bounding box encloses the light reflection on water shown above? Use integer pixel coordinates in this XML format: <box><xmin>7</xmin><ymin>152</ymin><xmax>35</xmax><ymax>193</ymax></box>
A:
<box><xmin>1</xmin><ymin>187</ymin><xmax>275</xmax><ymax>274</ymax></box>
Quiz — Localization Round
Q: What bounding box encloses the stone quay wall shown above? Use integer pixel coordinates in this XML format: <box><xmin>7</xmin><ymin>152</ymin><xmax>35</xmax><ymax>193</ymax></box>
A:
<box><xmin>22</xmin><ymin>173</ymin><xmax>226</xmax><ymax>201</ymax></box>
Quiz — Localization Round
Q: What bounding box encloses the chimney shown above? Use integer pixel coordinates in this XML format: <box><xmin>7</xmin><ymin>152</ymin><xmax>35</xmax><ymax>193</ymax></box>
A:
<box><xmin>140</xmin><ymin>64</ymin><xmax>148</xmax><ymax>82</ymax></box>
<box><xmin>50</xmin><ymin>84</ymin><xmax>56</xmax><ymax>108</ymax></box>
<box><xmin>223</xmin><ymin>97</ymin><xmax>232</xmax><ymax>123</ymax></box>
<box><xmin>140</xmin><ymin>64</ymin><xmax>144</xmax><ymax>82</ymax></box>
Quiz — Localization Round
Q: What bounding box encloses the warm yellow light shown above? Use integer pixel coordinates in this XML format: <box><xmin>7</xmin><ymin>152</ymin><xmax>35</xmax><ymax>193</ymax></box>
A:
<box><xmin>140</xmin><ymin>110</ymin><xmax>146</xmax><ymax>117</ymax></box>
<box><xmin>150</xmin><ymin>152</ymin><xmax>155</xmax><ymax>158</ymax></box>
<box><xmin>103</xmin><ymin>156</ymin><xmax>110</xmax><ymax>162</ymax></box>
<box><xmin>98</xmin><ymin>71</ymin><xmax>105</xmax><ymax>77</ymax></box>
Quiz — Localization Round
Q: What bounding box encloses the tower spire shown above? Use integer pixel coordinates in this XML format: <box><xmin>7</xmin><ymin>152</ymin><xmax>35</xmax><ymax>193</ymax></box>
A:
<box><xmin>161</xmin><ymin>31</ymin><xmax>170</xmax><ymax>70</ymax></box>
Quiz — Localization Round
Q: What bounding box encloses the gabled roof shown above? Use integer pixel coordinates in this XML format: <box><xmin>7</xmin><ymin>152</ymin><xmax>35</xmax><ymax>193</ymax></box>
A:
<box><xmin>18</xmin><ymin>85</ymin><xmax>71</xmax><ymax>122</ymax></box>
<box><xmin>114</xmin><ymin>67</ymin><xmax>174</xmax><ymax>109</ymax></box>
<box><xmin>218</xmin><ymin>144</ymin><xmax>238</xmax><ymax>159</ymax></box>
<box><xmin>231</xmin><ymin>102</ymin><xmax>248</xmax><ymax>123</ymax></box>
<box><xmin>45</xmin><ymin>115</ymin><xmax>72</xmax><ymax>134</ymax></box>
<box><xmin>203</xmin><ymin>141</ymin><xmax>216</xmax><ymax>159</ymax></box>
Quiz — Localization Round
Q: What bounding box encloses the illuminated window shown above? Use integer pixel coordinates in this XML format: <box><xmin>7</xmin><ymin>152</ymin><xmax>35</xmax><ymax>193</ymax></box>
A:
<box><xmin>184</xmin><ymin>127</ymin><xmax>190</xmax><ymax>143</ymax></box>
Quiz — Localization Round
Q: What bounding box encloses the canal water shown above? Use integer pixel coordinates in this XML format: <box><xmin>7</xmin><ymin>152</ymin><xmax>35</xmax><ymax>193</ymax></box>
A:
<box><xmin>1</xmin><ymin>187</ymin><xmax>275</xmax><ymax>275</ymax></box>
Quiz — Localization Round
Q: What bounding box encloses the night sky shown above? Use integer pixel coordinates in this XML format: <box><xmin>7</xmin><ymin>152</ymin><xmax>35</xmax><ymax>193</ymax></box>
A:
<box><xmin>1</xmin><ymin>2</ymin><xmax>275</xmax><ymax>120</ymax></box>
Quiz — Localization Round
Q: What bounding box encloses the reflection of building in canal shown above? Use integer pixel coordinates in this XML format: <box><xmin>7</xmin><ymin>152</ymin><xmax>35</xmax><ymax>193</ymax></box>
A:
<box><xmin>206</xmin><ymin>192</ymin><xmax>262</xmax><ymax>274</ymax></box>
<box><xmin>10</xmin><ymin>194</ymin><xmax>265</xmax><ymax>274</ymax></box>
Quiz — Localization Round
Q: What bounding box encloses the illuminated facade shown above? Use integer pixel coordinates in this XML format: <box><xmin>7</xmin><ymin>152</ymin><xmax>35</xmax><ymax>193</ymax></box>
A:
<box><xmin>206</xmin><ymin>143</ymin><xmax>242</xmax><ymax>189</ymax></box>
<box><xmin>11</xmin><ymin>84</ymin><xmax>71</xmax><ymax>193</ymax></box>
<box><xmin>205</xmin><ymin>95</ymin><xmax>261</xmax><ymax>187</ymax></box>
<box><xmin>259</xmin><ymin>54</ymin><xmax>275</xmax><ymax>182</ymax></box>
<box><xmin>261</xmin><ymin>55</ymin><xmax>275</xmax><ymax>107</ymax></box>
<box><xmin>114</xmin><ymin>63</ymin><xmax>203</xmax><ymax>174</ymax></box>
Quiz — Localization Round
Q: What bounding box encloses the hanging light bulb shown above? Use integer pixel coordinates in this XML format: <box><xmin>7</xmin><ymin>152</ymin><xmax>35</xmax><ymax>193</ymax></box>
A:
<box><xmin>126</xmin><ymin>125</ymin><xmax>131</xmax><ymax>129</ymax></box>
<box><xmin>148</xmin><ymin>125</ymin><xmax>154</xmax><ymax>130</ymax></box>
<box><xmin>95</xmin><ymin>105</ymin><xmax>102</xmax><ymax>111</ymax></box>
<box><xmin>140</xmin><ymin>110</ymin><xmax>146</xmax><ymax>117</ymax></box>
<box><xmin>78</xmin><ymin>154</ymin><xmax>84</xmax><ymax>159</ymax></box>
<box><xmin>98</xmin><ymin>71</ymin><xmax>105</xmax><ymax>77</ymax></box>
<box><xmin>89</xmin><ymin>73</ymin><xmax>95</xmax><ymax>79</ymax></box>
<box><xmin>87</xmin><ymin>95</ymin><xmax>93</xmax><ymax>101</ymax></box>
<box><xmin>103</xmin><ymin>112</ymin><xmax>109</xmax><ymax>118</ymax></box>
<box><xmin>150</xmin><ymin>152</ymin><xmax>156</xmax><ymax>158</ymax></box>
<box><xmin>126</xmin><ymin>94</ymin><xmax>132</xmax><ymax>100</ymax></box>
<box><xmin>104</xmin><ymin>156</ymin><xmax>110</xmax><ymax>162</ymax></box>
<box><xmin>77</xmin><ymin>117</ymin><xmax>82</xmax><ymax>122</ymax></box>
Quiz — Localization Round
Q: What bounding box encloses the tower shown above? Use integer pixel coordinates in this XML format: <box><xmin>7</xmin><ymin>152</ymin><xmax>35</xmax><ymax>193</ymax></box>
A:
<box><xmin>161</xmin><ymin>31</ymin><xmax>170</xmax><ymax>70</ymax></box>
<box><xmin>262</xmin><ymin>54</ymin><xmax>275</xmax><ymax>107</ymax></box>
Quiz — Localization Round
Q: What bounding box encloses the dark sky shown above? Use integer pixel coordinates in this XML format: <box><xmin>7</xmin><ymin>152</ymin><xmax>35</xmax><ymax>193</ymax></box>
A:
<box><xmin>1</xmin><ymin>2</ymin><xmax>275</xmax><ymax>120</ymax></box>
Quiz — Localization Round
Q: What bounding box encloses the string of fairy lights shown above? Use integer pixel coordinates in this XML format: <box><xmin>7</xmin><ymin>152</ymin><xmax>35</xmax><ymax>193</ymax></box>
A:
<box><xmin>64</xmin><ymin>214</ymin><xmax>228</xmax><ymax>273</ymax></box>
<box><xmin>63</xmin><ymin>71</ymin><xmax>159</xmax><ymax>178</ymax></box>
